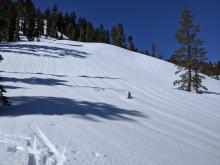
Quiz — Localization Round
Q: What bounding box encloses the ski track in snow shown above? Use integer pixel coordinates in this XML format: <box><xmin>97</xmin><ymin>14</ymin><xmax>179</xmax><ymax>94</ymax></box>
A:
<box><xmin>0</xmin><ymin>126</ymin><xmax>66</xmax><ymax>165</ymax></box>
<box><xmin>0</xmin><ymin>125</ymin><xmax>107</xmax><ymax>165</ymax></box>
<box><xmin>29</xmin><ymin>125</ymin><xmax>66</xmax><ymax>165</ymax></box>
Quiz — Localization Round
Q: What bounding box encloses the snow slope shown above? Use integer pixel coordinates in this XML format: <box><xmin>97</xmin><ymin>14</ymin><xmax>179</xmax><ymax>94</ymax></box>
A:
<box><xmin>0</xmin><ymin>38</ymin><xmax>220</xmax><ymax>165</ymax></box>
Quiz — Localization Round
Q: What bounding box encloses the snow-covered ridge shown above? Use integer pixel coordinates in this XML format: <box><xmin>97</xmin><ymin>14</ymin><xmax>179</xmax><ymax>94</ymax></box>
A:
<box><xmin>0</xmin><ymin>38</ymin><xmax>220</xmax><ymax>165</ymax></box>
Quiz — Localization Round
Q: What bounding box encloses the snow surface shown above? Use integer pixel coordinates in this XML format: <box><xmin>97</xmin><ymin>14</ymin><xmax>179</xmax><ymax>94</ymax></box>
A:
<box><xmin>0</xmin><ymin>38</ymin><xmax>220</xmax><ymax>165</ymax></box>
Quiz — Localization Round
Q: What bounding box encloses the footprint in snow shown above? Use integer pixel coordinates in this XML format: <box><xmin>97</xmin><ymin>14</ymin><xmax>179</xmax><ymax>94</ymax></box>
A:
<box><xmin>7</xmin><ymin>146</ymin><xmax>25</xmax><ymax>153</ymax></box>
<box><xmin>7</xmin><ymin>146</ymin><xmax>17</xmax><ymax>153</ymax></box>
<box><xmin>50</xmin><ymin>123</ymin><xmax>63</xmax><ymax>129</ymax></box>
<box><xmin>92</xmin><ymin>152</ymin><xmax>107</xmax><ymax>158</ymax></box>
<box><xmin>71</xmin><ymin>150</ymin><xmax>80</xmax><ymax>160</ymax></box>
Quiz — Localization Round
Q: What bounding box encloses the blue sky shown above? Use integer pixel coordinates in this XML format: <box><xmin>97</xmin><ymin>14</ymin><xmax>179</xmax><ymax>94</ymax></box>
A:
<box><xmin>32</xmin><ymin>0</ymin><xmax>220</xmax><ymax>62</ymax></box>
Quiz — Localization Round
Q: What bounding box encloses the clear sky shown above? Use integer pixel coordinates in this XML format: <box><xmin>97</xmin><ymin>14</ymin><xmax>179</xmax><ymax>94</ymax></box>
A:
<box><xmin>32</xmin><ymin>0</ymin><xmax>220</xmax><ymax>62</ymax></box>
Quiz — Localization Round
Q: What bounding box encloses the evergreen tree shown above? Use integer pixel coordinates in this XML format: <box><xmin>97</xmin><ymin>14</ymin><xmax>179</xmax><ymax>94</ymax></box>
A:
<box><xmin>192</xmin><ymin>68</ymin><xmax>207</xmax><ymax>93</ymax></box>
<box><xmin>0</xmin><ymin>0</ymin><xmax>11</xmax><ymax>42</ymax></box>
<box><xmin>199</xmin><ymin>61</ymin><xmax>214</xmax><ymax>78</ymax></box>
<box><xmin>44</xmin><ymin>7</ymin><xmax>51</xmax><ymax>37</ymax></box>
<box><xmin>56</xmin><ymin>11</ymin><xmax>64</xmax><ymax>38</ymax></box>
<box><xmin>35</xmin><ymin>8</ymin><xmax>44</xmax><ymax>39</ymax></box>
<box><xmin>0</xmin><ymin>54</ymin><xmax>9</xmax><ymax>106</ymax></box>
<box><xmin>15</xmin><ymin>0</ymin><xmax>25</xmax><ymax>34</ymax></box>
<box><xmin>173</xmin><ymin>8</ymin><xmax>207</xmax><ymax>92</ymax></box>
<box><xmin>127</xmin><ymin>35</ymin><xmax>136</xmax><ymax>51</ymax></box>
<box><xmin>64</xmin><ymin>12</ymin><xmax>77</xmax><ymax>40</ymax></box>
<box><xmin>151</xmin><ymin>43</ymin><xmax>157</xmax><ymax>57</ymax></box>
<box><xmin>0</xmin><ymin>0</ymin><xmax>19</xmax><ymax>42</ymax></box>
<box><xmin>63</xmin><ymin>12</ymin><xmax>69</xmax><ymax>33</ymax></box>
<box><xmin>8</xmin><ymin>3</ymin><xmax>19</xmax><ymax>42</ymax></box>
<box><xmin>192</xmin><ymin>46</ymin><xmax>208</xmax><ymax>93</ymax></box>
<box><xmin>145</xmin><ymin>50</ymin><xmax>150</xmax><ymax>55</ymax></box>
<box><xmin>95</xmin><ymin>24</ymin><xmax>109</xmax><ymax>43</ymax></box>
<box><xmin>50</xmin><ymin>4</ymin><xmax>58</xmax><ymax>38</ymax></box>
<box><xmin>15</xmin><ymin>0</ymin><xmax>26</xmax><ymax>38</ymax></box>
<box><xmin>111</xmin><ymin>26</ymin><xmax>117</xmax><ymax>45</ymax></box>
<box><xmin>168</xmin><ymin>54</ymin><xmax>181</xmax><ymax>65</ymax></box>
<box><xmin>78</xmin><ymin>17</ymin><xmax>87</xmax><ymax>41</ymax></box>
<box><xmin>0</xmin><ymin>1</ymin><xmax>20</xmax><ymax>42</ymax></box>
<box><xmin>85</xmin><ymin>22</ymin><xmax>95</xmax><ymax>42</ymax></box>
<box><xmin>105</xmin><ymin>30</ymin><xmax>110</xmax><ymax>44</ymax></box>
<box><xmin>216</xmin><ymin>61</ymin><xmax>220</xmax><ymax>80</ymax></box>
<box><xmin>24</xmin><ymin>0</ymin><xmax>36</xmax><ymax>41</ymax></box>
<box><xmin>111</xmin><ymin>24</ymin><xmax>126</xmax><ymax>48</ymax></box>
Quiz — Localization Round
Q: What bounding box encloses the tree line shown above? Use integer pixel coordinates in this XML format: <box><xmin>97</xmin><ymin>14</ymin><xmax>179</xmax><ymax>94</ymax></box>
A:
<box><xmin>0</xmin><ymin>0</ymin><xmax>146</xmax><ymax>52</ymax></box>
<box><xmin>0</xmin><ymin>0</ymin><xmax>176</xmax><ymax>58</ymax></box>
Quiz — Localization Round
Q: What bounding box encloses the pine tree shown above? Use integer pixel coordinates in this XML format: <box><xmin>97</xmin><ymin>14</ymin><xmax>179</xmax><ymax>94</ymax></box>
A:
<box><xmin>25</xmin><ymin>0</ymin><xmax>36</xmax><ymax>41</ymax></box>
<box><xmin>85</xmin><ymin>22</ymin><xmax>95</xmax><ymax>42</ymax></box>
<box><xmin>50</xmin><ymin>4</ymin><xmax>58</xmax><ymax>38</ymax></box>
<box><xmin>0</xmin><ymin>54</ymin><xmax>9</xmax><ymax>106</ymax></box>
<box><xmin>216</xmin><ymin>61</ymin><xmax>220</xmax><ymax>80</ymax></box>
<box><xmin>168</xmin><ymin>54</ymin><xmax>181</xmax><ymax>65</ymax></box>
<box><xmin>127</xmin><ymin>35</ymin><xmax>136</xmax><ymax>51</ymax></box>
<box><xmin>151</xmin><ymin>43</ymin><xmax>157</xmax><ymax>57</ymax></box>
<box><xmin>217</xmin><ymin>61</ymin><xmax>220</xmax><ymax>80</ymax></box>
<box><xmin>173</xmin><ymin>8</ymin><xmax>207</xmax><ymax>92</ymax></box>
<box><xmin>0</xmin><ymin>0</ymin><xmax>20</xmax><ymax>42</ymax></box>
<box><xmin>95</xmin><ymin>24</ymin><xmax>109</xmax><ymax>43</ymax></box>
<box><xmin>200</xmin><ymin>62</ymin><xmax>213</xmax><ymax>77</ymax></box>
<box><xmin>35</xmin><ymin>8</ymin><xmax>44</xmax><ymax>39</ymax></box>
<box><xmin>0</xmin><ymin>0</ymin><xmax>11</xmax><ymax>42</ymax></box>
<box><xmin>15</xmin><ymin>0</ymin><xmax>25</xmax><ymax>33</ymax></box>
<box><xmin>78</xmin><ymin>17</ymin><xmax>87</xmax><ymax>41</ymax></box>
<box><xmin>56</xmin><ymin>11</ymin><xmax>64</xmax><ymax>38</ymax></box>
<box><xmin>111</xmin><ymin>24</ymin><xmax>126</xmax><ymax>48</ymax></box>
<box><xmin>111</xmin><ymin>26</ymin><xmax>117</xmax><ymax>45</ymax></box>
<box><xmin>64</xmin><ymin>12</ymin><xmax>77</xmax><ymax>40</ymax></box>
<box><xmin>192</xmin><ymin>46</ymin><xmax>208</xmax><ymax>93</ymax></box>
<box><xmin>44</xmin><ymin>7</ymin><xmax>51</xmax><ymax>37</ymax></box>
<box><xmin>8</xmin><ymin>3</ymin><xmax>19</xmax><ymax>42</ymax></box>
<box><xmin>105</xmin><ymin>30</ymin><xmax>110</xmax><ymax>44</ymax></box>
<box><xmin>145</xmin><ymin>50</ymin><xmax>150</xmax><ymax>55</ymax></box>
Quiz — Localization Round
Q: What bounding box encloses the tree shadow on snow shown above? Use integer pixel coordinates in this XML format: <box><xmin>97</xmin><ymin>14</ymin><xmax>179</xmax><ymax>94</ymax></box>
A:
<box><xmin>78</xmin><ymin>75</ymin><xmax>124</xmax><ymax>80</ymax></box>
<box><xmin>173</xmin><ymin>88</ymin><xmax>220</xmax><ymax>96</ymax></box>
<box><xmin>1</xmin><ymin>71</ymin><xmax>67</xmax><ymax>78</ymax></box>
<box><xmin>1</xmin><ymin>75</ymin><xmax>127</xmax><ymax>93</ymax></box>
<box><xmin>0</xmin><ymin>96</ymin><xmax>147</xmax><ymax>122</ymax></box>
<box><xmin>202</xmin><ymin>91</ymin><xmax>220</xmax><ymax>95</ymax></box>
<box><xmin>1</xmin><ymin>76</ymin><xmax>71</xmax><ymax>87</ymax></box>
<box><xmin>3</xmin><ymin>85</ymin><xmax>24</xmax><ymax>90</ymax></box>
<box><xmin>0</xmin><ymin>44</ymin><xmax>90</xmax><ymax>59</ymax></box>
<box><xmin>71</xmin><ymin>85</ymin><xmax>128</xmax><ymax>93</ymax></box>
<box><xmin>55</xmin><ymin>43</ymin><xmax>83</xmax><ymax>47</ymax></box>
